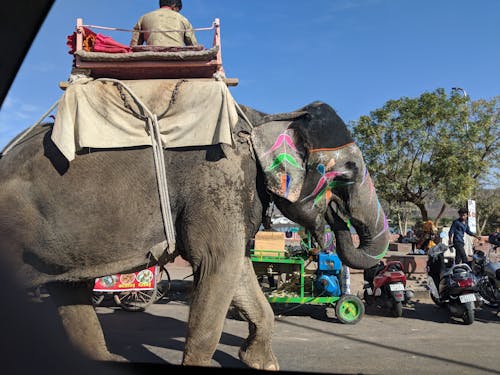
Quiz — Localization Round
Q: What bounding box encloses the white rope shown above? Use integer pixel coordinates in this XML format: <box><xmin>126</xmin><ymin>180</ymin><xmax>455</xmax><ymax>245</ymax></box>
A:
<box><xmin>1</xmin><ymin>99</ymin><xmax>60</xmax><ymax>156</ymax></box>
<box><xmin>233</xmin><ymin>102</ymin><xmax>254</xmax><ymax>130</ymax></box>
<box><xmin>82</xmin><ymin>23</ymin><xmax>215</xmax><ymax>34</ymax></box>
<box><xmin>149</xmin><ymin>114</ymin><xmax>176</xmax><ymax>246</ymax></box>
<box><xmin>96</xmin><ymin>78</ymin><xmax>176</xmax><ymax>254</ymax></box>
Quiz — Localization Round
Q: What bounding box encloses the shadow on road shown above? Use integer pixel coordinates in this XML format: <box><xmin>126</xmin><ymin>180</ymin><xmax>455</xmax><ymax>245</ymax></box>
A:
<box><xmin>98</xmin><ymin>309</ymin><xmax>245</xmax><ymax>367</ymax></box>
<box><xmin>227</xmin><ymin>297</ymin><xmax>500</xmax><ymax>326</ymax></box>
<box><xmin>364</xmin><ymin>298</ymin><xmax>500</xmax><ymax>325</ymax></box>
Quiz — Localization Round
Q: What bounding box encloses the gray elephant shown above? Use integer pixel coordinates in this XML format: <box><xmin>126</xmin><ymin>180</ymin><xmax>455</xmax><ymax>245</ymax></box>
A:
<box><xmin>0</xmin><ymin>101</ymin><xmax>389</xmax><ymax>370</ymax></box>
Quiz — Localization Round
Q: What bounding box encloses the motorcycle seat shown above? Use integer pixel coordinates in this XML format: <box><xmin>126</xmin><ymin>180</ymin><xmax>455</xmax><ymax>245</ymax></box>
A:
<box><xmin>441</xmin><ymin>263</ymin><xmax>472</xmax><ymax>278</ymax></box>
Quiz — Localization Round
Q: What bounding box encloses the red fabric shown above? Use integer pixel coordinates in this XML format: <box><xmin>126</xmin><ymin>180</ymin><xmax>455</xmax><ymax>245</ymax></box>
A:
<box><xmin>92</xmin><ymin>34</ymin><xmax>131</xmax><ymax>53</ymax></box>
<box><xmin>66</xmin><ymin>27</ymin><xmax>131</xmax><ymax>54</ymax></box>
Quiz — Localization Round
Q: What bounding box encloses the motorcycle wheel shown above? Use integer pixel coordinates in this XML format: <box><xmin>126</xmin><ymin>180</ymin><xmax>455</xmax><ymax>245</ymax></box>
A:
<box><xmin>462</xmin><ymin>301</ymin><xmax>475</xmax><ymax>325</ymax></box>
<box><xmin>481</xmin><ymin>278</ymin><xmax>498</xmax><ymax>307</ymax></box>
<box><xmin>392</xmin><ymin>301</ymin><xmax>403</xmax><ymax>317</ymax></box>
<box><xmin>363</xmin><ymin>290</ymin><xmax>374</xmax><ymax>305</ymax></box>
<box><xmin>335</xmin><ymin>295</ymin><xmax>365</xmax><ymax>324</ymax></box>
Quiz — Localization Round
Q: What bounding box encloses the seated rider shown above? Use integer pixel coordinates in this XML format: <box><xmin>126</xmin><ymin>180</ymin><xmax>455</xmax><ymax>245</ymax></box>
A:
<box><xmin>130</xmin><ymin>0</ymin><xmax>198</xmax><ymax>47</ymax></box>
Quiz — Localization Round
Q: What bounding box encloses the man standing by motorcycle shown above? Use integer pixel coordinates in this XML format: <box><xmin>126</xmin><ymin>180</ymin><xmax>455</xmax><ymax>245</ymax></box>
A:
<box><xmin>449</xmin><ymin>208</ymin><xmax>481</xmax><ymax>264</ymax></box>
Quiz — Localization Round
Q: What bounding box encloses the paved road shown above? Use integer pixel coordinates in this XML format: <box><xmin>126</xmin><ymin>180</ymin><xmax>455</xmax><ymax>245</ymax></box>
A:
<box><xmin>95</xmin><ymin>268</ymin><xmax>500</xmax><ymax>375</ymax></box>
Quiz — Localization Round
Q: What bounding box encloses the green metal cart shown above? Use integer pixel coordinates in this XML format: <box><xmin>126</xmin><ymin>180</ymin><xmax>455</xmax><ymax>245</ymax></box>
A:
<box><xmin>251</xmin><ymin>247</ymin><xmax>365</xmax><ymax>324</ymax></box>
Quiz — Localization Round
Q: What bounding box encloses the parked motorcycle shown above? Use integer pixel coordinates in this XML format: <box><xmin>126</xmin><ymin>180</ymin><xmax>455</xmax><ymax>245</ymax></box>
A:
<box><xmin>363</xmin><ymin>260</ymin><xmax>413</xmax><ymax>317</ymax></box>
<box><xmin>426</xmin><ymin>244</ymin><xmax>480</xmax><ymax>324</ymax></box>
<box><xmin>471</xmin><ymin>245</ymin><xmax>500</xmax><ymax>310</ymax></box>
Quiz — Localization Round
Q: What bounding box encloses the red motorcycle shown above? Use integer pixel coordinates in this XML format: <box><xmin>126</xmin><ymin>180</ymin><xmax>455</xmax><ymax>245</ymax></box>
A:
<box><xmin>363</xmin><ymin>260</ymin><xmax>414</xmax><ymax>317</ymax></box>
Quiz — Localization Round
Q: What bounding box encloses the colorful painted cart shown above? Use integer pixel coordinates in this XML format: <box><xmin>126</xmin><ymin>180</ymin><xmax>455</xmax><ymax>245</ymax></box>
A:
<box><xmin>92</xmin><ymin>265</ymin><xmax>170</xmax><ymax>312</ymax></box>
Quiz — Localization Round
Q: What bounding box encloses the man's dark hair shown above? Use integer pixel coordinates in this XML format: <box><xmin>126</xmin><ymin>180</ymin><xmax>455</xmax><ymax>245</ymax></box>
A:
<box><xmin>458</xmin><ymin>207</ymin><xmax>468</xmax><ymax>215</ymax></box>
<box><xmin>160</xmin><ymin>0</ymin><xmax>182</xmax><ymax>10</ymax></box>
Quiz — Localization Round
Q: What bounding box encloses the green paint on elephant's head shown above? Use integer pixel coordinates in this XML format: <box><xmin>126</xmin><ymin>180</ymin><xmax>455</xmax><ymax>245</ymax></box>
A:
<box><xmin>252</xmin><ymin>121</ymin><xmax>306</xmax><ymax>202</ymax></box>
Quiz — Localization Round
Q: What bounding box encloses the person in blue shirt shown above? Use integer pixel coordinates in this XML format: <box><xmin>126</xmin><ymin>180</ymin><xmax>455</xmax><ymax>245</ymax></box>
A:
<box><xmin>448</xmin><ymin>207</ymin><xmax>481</xmax><ymax>264</ymax></box>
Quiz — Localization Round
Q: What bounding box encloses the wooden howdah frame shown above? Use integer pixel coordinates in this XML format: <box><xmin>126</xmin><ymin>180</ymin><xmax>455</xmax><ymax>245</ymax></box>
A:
<box><xmin>72</xmin><ymin>18</ymin><xmax>236</xmax><ymax>82</ymax></box>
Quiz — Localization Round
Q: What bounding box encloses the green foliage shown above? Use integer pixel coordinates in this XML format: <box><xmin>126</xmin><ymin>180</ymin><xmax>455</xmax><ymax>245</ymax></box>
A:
<box><xmin>476</xmin><ymin>188</ymin><xmax>500</xmax><ymax>234</ymax></box>
<box><xmin>350</xmin><ymin>89</ymin><xmax>500</xmax><ymax>223</ymax></box>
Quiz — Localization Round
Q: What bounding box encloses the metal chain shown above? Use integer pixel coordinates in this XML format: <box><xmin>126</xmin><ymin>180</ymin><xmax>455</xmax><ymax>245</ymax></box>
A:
<box><xmin>115</xmin><ymin>83</ymin><xmax>147</xmax><ymax>121</ymax></box>
<box><xmin>157</xmin><ymin>79</ymin><xmax>186</xmax><ymax>119</ymax></box>
<box><xmin>114</xmin><ymin>79</ymin><xmax>186</xmax><ymax>122</ymax></box>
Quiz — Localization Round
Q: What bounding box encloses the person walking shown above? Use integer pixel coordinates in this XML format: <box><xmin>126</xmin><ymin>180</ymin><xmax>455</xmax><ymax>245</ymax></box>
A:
<box><xmin>449</xmin><ymin>208</ymin><xmax>481</xmax><ymax>264</ymax></box>
<box><xmin>130</xmin><ymin>0</ymin><xmax>198</xmax><ymax>47</ymax></box>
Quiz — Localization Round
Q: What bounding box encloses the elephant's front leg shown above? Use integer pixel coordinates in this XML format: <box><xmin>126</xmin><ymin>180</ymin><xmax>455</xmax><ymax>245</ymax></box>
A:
<box><xmin>231</xmin><ymin>257</ymin><xmax>279</xmax><ymax>371</ymax></box>
<box><xmin>182</xmin><ymin>256</ymin><xmax>242</xmax><ymax>366</ymax></box>
<box><xmin>47</xmin><ymin>281</ymin><xmax>125</xmax><ymax>362</ymax></box>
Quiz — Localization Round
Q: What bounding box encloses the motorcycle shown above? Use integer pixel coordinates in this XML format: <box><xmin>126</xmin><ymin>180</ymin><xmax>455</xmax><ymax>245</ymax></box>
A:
<box><xmin>426</xmin><ymin>244</ymin><xmax>480</xmax><ymax>324</ymax></box>
<box><xmin>471</xmin><ymin>245</ymin><xmax>500</xmax><ymax>310</ymax></box>
<box><xmin>363</xmin><ymin>260</ymin><xmax>414</xmax><ymax>317</ymax></box>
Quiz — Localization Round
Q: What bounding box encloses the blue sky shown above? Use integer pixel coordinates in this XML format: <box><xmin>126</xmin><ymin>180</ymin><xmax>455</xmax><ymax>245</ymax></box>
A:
<box><xmin>1</xmin><ymin>0</ymin><xmax>499</xmax><ymax>149</ymax></box>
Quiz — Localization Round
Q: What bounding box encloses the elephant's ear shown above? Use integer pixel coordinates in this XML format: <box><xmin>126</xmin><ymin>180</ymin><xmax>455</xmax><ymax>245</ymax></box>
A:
<box><xmin>251</xmin><ymin>120</ymin><xmax>306</xmax><ymax>203</ymax></box>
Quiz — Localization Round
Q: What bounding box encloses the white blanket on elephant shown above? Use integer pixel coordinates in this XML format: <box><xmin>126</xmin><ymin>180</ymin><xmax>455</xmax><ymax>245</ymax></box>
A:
<box><xmin>51</xmin><ymin>79</ymin><xmax>238</xmax><ymax>161</ymax></box>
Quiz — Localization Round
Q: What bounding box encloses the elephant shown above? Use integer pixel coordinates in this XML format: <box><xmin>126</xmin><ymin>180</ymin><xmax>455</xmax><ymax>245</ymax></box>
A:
<box><xmin>0</xmin><ymin>100</ymin><xmax>389</xmax><ymax>370</ymax></box>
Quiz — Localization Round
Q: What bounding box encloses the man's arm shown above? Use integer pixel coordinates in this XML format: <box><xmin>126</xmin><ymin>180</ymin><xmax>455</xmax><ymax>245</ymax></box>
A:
<box><xmin>130</xmin><ymin>22</ymin><xmax>144</xmax><ymax>47</ymax></box>
<box><xmin>183</xmin><ymin>20</ymin><xmax>197</xmax><ymax>46</ymax></box>
<box><xmin>448</xmin><ymin>221</ymin><xmax>456</xmax><ymax>244</ymax></box>
<box><xmin>465</xmin><ymin>224</ymin><xmax>480</xmax><ymax>240</ymax></box>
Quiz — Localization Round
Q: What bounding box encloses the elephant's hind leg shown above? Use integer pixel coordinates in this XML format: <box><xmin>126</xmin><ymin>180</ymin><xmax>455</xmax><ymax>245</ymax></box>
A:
<box><xmin>232</xmin><ymin>257</ymin><xmax>279</xmax><ymax>371</ymax></box>
<box><xmin>182</xmin><ymin>258</ymin><xmax>241</xmax><ymax>367</ymax></box>
<box><xmin>47</xmin><ymin>281</ymin><xmax>125</xmax><ymax>362</ymax></box>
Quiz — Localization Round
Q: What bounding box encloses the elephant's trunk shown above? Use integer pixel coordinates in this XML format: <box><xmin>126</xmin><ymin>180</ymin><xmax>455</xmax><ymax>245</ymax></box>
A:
<box><xmin>327</xmin><ymin>173</ymin><xmax>390</xmax><ymax>270</ymax></box>
<box><xmin>329</xmin><ymin>212</ymin><xmax>389</xmax><ymax>269</ymax></box>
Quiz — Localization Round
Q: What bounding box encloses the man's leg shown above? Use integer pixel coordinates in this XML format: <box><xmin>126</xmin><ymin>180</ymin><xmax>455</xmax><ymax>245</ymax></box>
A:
<box><xmin>454</xmin><ymin>242</ymin><xmax>468</xmax><ymax>264</ymax></box>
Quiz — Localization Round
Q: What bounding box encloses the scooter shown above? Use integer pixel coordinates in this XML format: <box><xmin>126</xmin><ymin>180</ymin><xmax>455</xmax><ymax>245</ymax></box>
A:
<box><xmin>471</xmin><ymin>245</ymin><xmax>500</xmax><ymax>310</ymax></box>
<box><xmin>363</xmin><ymin>260</ymin><xmax>413</xmax><ymax>317</ymax></box>
<box><xmin>426</xmin><ymin>244</ymin><xmax>480</xmax><ymax>324</ymax></box>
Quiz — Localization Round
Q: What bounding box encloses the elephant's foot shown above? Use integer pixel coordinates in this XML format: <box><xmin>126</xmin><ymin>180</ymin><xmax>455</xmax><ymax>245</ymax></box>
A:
<box><xmin>56</xmin><ymin>304</ymin><xmax>127</xmax><ymax>363</ymax></box>
<box><xmin>182</xmin><ymin>352</ymin><xmax>212</xmax><ymax>367</ymax></box>
<box><xmin>239</xmin><ymin>341</ymin><xmax>279</xmax><ymax>371</ymax></box>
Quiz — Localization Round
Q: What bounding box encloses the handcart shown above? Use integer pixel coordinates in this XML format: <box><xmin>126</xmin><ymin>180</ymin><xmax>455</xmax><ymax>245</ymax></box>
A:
<box><xmin>251</xmin><ymin>232</ymin><xmax>364</xmax><ymax>324</ymax></box>
<box><xmin>92</xmin><ymin>265</ymin><xmax>170</xmax><ymax>312</ymax></box>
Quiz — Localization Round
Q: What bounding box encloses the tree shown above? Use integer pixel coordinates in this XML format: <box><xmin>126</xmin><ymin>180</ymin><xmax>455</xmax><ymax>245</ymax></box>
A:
<box><xmin>350</xmin><ymin>89</ymin><xmax>499</xmax><ymax>229</ymax></box>
<box><xmin>476</xmin><ymin>187</ymin><xmax>500</xmax><ymax>234</ymax></box>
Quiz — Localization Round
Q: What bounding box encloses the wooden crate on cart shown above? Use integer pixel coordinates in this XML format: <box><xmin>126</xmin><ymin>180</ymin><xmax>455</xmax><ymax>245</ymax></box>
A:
<box><xmin>254</xmin><ymin>231</ymin><xmax>286</xmax><ymax>258</ymax></box>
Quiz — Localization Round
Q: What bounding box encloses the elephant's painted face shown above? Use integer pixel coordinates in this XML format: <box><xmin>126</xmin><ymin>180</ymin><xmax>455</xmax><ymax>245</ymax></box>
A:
<box><xmin>252</xmin><ymin>103</ymin><xmax>390</xmax><ymax>269</ymax></box>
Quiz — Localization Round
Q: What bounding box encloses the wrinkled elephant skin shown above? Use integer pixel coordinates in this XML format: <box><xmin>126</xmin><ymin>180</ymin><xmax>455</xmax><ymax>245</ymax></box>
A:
<box><xmin>0</xmin><ymin>101</ymin><xmax>388</xmax><ymax>369</ymax></box>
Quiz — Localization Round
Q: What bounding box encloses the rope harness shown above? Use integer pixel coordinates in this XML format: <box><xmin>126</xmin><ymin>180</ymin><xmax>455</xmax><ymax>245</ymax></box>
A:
<box><xmin>97</xmin><ymin>78</ymin><xmax>177</xmax><ymax>255</ymax></box>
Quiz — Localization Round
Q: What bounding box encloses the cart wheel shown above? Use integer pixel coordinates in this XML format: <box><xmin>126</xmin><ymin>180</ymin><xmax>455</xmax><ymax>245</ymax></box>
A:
<box><xmin>335</xmin><ymin>295</ymin><xmax>365</xmax><ymax>324</ymax></box>
<box><xmin>114</xmin><ymin>284</ymin><xmax>158</xmax><ymax>312</ymax></box>
<box><xmin>155</xmin><ymin>266</ymin><xmax>171</xmax><ymax>302</ymax></box>
<box><xmin>92</xmin><ymin>292</ymin><xmax>105</xmax><ymax>306</ymax></box>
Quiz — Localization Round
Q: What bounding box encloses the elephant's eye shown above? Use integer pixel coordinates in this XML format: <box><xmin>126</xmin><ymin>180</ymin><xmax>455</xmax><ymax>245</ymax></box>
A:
<box><xmin>340</xmin><ymin>161</ymin><xmax>358</xmax><ymax>180</ymax></box>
